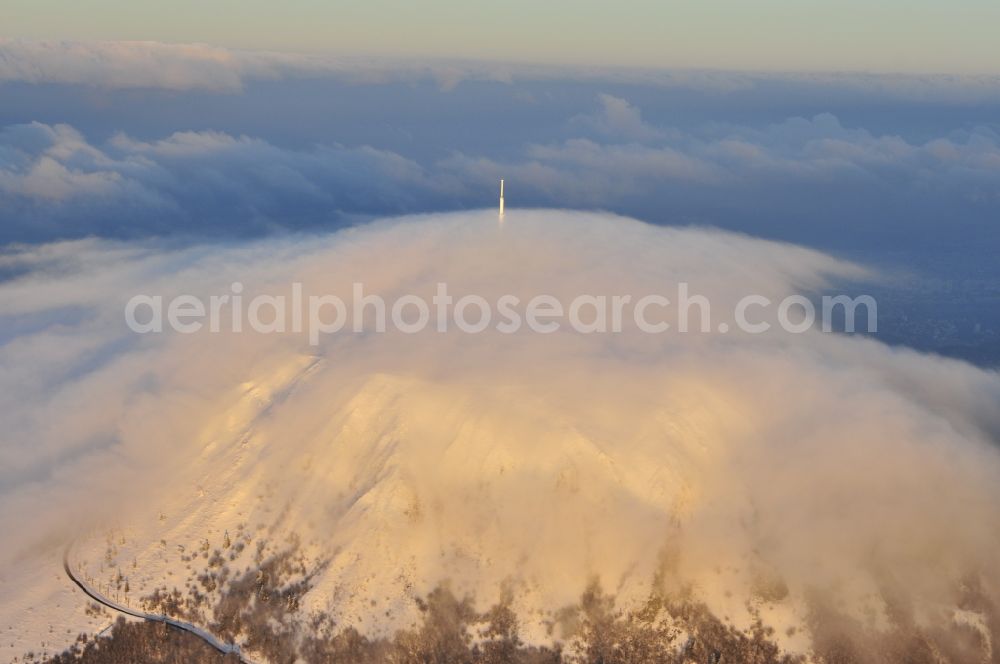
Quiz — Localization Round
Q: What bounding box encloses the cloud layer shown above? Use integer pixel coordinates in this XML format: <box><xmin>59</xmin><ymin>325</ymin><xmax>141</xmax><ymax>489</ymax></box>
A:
<box><xmin>1</xmin><ymin>211</ymin><xmax>999</xmax><ymax>656</ymax></box>
<box><xmin>6</xmin><ymin>39</ymin><xmax>1000</xmax><ymax>99</ymax></box>
<box><xmin>1</xmin><ymin>109</ymin><xmax>998</xmax><ymax>249</ymax></box>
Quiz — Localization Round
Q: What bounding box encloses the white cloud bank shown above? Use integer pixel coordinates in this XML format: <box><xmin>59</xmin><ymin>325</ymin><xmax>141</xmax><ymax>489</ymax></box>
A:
<box><xmin>1</xmin><ymin>210</ymin><xmax>999</xmax><ymax>656</ymax></box>
<box><xmin>1</xmin><ymin>112</ymin><xmax>998</xmax><ymax>242</ymax></box>
<box><xmin>0</xmin><ymin>39</ymin><xmax>533</xmax><ymax>92</ymax></box>
<box><xmin>0</xmin><ymin>39</ymin><xmax>247</xmax><ymax>91</ymax></box>
<box><xmin>5</xmin><ymin>39</ymin><xmax>1000</xmax><ymax>99</ymax></box>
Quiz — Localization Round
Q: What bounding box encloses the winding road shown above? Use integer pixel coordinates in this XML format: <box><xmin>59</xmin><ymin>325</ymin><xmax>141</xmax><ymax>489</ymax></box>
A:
<box><xmin>63</xmin><ymin>543</ymin><xmax>255</xmax><ymax>663</ymax></box>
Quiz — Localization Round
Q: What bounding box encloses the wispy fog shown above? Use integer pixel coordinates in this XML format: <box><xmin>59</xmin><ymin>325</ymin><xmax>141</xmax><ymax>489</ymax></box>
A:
<box><xmin>2</xmin><ymin>211</ymin><xmax>998</xmax><ymax>650</ymax></box>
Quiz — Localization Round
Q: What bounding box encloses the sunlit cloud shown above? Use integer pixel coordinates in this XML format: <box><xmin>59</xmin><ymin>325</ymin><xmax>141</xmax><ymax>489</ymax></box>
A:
<box><xmin>1</xmin><ymin>211</ymin><xmax>998</xmax><ymax>653</ymax></box>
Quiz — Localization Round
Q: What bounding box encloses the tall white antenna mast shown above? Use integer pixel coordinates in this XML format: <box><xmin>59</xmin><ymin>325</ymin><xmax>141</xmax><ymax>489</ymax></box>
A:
<box><xmin>499</xmin><ymin>179</ymin><xmax>505</xmax><ymax>221</ymax></box>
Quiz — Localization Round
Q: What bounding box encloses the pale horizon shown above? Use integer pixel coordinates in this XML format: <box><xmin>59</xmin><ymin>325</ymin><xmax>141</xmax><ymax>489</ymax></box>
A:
<box><xmin>4</xmin><ymin>0</ymin><xmax>1000</xmax><ymax>75</ymax></box>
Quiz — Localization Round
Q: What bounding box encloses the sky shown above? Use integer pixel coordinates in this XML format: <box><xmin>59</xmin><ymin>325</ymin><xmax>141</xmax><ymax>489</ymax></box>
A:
<box><xmin>3</xmin><ymin>0</ymin><xmax>1000</xmax><ymax>74</ymax></box>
